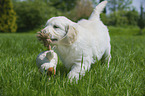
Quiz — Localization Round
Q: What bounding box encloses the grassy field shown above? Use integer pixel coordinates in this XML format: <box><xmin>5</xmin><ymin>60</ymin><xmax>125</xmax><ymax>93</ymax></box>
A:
<box><xmin>0</xmin><ymin>27</ymin><xmax>145</xmax><ymax>96</ymax></box>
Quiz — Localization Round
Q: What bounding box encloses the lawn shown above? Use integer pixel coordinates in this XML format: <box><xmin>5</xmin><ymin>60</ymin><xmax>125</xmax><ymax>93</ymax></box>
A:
<box><xmin>0</xmin><ymin>27</ymin><xmax>145</xmax><ymax>96</ymax></box>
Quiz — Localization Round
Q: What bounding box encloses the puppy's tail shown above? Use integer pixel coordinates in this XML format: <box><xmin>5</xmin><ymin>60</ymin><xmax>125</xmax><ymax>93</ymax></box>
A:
<box><xmin>89</xmin><ymin>1</ymin><xmax>107</xmax><ymax>20</ymax></box>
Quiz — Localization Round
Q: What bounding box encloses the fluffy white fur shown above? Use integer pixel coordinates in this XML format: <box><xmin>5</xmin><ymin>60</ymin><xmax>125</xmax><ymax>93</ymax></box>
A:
<box><xmin>40</xmin><ymin>1</ymin><xmax>111</xmax><ymax>81</ymax></box>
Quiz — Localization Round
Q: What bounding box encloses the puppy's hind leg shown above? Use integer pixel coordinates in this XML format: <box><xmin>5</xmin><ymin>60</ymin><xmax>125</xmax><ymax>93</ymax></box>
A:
<box><xmin>101</xmin><ymin>46</ymin><xmax>111</xmax><ymax>68</ymax></box>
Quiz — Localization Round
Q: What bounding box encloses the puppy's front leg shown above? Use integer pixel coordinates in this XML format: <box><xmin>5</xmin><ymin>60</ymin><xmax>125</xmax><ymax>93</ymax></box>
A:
<box><xmin>67</xmin><ymin>61</ymin><xmax>91</xmax><ymax>82</ymax></box>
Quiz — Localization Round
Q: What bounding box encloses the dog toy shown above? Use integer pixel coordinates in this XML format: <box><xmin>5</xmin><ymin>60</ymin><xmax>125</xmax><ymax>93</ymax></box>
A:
<box><xmin>36</xmin><ymin>31</ymin><xmax>58</xmax><ymax>76</ymax></box>
<box><xmin>36</xmin><ymin>50</ymin><xmax>58</xmax><ymax>76</ymax></box>
<box><xmin>37</xmin><ymin>30</ymin><xmax>52</xmax><ymax>50</ymax></box>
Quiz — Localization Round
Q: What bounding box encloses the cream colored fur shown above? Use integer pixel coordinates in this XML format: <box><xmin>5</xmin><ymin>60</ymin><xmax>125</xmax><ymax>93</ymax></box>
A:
<box><xmin>40</xmin><ymin>1</ymin><xmax>111</xmax><ymax>81</ymax></box>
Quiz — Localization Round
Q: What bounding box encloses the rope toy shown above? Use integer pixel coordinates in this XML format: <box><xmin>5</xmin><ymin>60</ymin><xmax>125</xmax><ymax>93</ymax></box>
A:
<box><xmin>36</xmin><ymin>31</ymin><xmax>58</xmax><ymax>77</ymax></box>
<box><xmin>37</xmin><ymin>31</ymin><xmax>52</xmax><ymax>50</ymax></box>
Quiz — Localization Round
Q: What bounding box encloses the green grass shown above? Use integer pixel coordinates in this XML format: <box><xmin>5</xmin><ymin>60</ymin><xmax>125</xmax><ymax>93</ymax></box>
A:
<box><xmin>108</xmin><ymin>26</ymin><xmax>145</xmax><ymax>36</ymax></box>
<box><xmin>0</xmin><ymin>27</ymin><xmax>145</xmax><ymax>96</ymax></box>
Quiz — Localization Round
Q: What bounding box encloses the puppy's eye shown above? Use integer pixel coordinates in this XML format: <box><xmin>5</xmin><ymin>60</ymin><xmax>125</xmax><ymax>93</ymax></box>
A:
<box><xmin>53</xmin><ymin>25</ymin><xmax>59</xmax><ymax>29</ymax></box>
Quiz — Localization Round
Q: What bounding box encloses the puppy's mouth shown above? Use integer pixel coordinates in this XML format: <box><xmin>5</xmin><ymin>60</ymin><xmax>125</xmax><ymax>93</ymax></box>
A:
<box><xmin>51</xmin><ymin>38</ymin><xmax>58</xmax><ymax>42</ymax></box>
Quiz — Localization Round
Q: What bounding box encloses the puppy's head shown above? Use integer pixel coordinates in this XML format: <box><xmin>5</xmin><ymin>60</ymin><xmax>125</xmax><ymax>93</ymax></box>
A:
<box><xmin>39</xmin><ymin>16</ymin><xmax>78</xmax><ymax>46</ymax></box>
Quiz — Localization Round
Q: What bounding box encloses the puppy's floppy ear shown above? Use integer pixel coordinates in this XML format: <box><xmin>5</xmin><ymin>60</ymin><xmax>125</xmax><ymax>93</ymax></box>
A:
<box><xmin>59</xmin><ymin>25</ymin><xmax>78</xmax><ymax>45</ymax></box>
